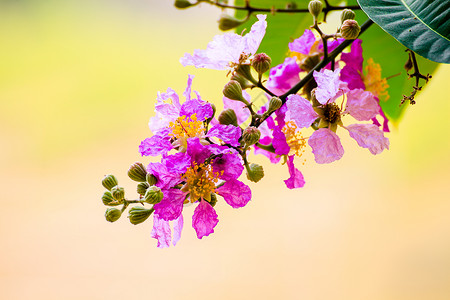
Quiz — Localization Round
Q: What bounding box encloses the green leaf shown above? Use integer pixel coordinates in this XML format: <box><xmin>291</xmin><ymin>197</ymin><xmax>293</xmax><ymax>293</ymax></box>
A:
<box><xmin>357</xmin><ymin>0</ymin><xmax>450</xmax><ymax>63</ymax></box>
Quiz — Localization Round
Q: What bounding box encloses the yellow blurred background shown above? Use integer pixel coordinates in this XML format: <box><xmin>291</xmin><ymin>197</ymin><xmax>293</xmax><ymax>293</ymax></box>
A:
<box><xmin>1</xmin><ymin>1</ymin><xmax>450</xmax><ymax>299</ymax></box>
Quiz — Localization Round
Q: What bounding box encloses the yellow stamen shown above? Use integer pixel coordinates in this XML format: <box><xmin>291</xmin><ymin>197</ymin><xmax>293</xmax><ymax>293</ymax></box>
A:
<box><xmin>282</xmin><ymin>121</ymin><xmax>307</xmax><ymax>160</ymax></box>
<box><xmin>168</xmin><ymin>114</ymin><xmax>204</xmax><ymax>149</ymax></box>
<box><xmin>182</xmin><ymin>162</ymin><xmax>223</xmax><ymax>202</ymax></box>
<box><xmin>363</xmin><ymin>58</ymin><xmax>390</xmax><ymax>102</ymax></box>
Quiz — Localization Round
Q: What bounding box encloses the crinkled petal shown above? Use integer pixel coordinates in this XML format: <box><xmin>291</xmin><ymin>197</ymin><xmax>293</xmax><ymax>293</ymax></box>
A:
<box><xmin>162</xmin><ymin>152</ymin><xmax>190</xmax><ymax>174</ymax></box>
<box><xmin>151</xmin><ymin>214</ymin><xmax>171</xmax><ymax>249</ymax></box>
<box><xmin>180</xmin><ymin>99</ymin><xmax>213</xmax><ymax>121</ymax></box>
<box><xmin>192</xmin><ymin>200</ymin><xmax>219</xmax><ymax>239</ymax></box>
<box><xmin>346</xmin><ymin>89</ymin><xmax>379</xmax><ymax>121</ymax></box>
<box><xmin>340</xmin><ymin>39</ymin><xmax>363</xmax><ymax>72</ymax></box>
<box><xmin>172</xmin><ymin>214</ymin><xmax>184</xmax><ymax>246</ymax></box>
<box><xmin>139</xmin><ymin>135</ymin><xmax>173</xmax><ymax>157</ymax></box>
<box><xmin>308</xmin><ymin>128</ymin><xmax>344</xmax><ymax>164</ymax></box>
<box><xmin>272</xmin><ymin>126</ymin><xmax>290</xmax><ymax>155</ymax></box>
<box><xmin>347</xmin><ymin>124</ymin><xmax>389</xmax><ymax>155</ymax></box>
<box><xmin>286</xmin><ymin>94</ymin><xmax>318</xmax><ymax>128</ymax></box>
<box><xmin>186</xmin><ymin>137</ymin><xmax>213</xmax><ymax>164</ymax></box>
<box><xmin>241</xmin><ymin>14</ymin><xmax>267</xmax><ymax>55</ymax></box>
<box><xmin>207</xmin><ymin>124</ymin><xmax>241</xmax><ymax>147</ymax></box>
<box><xmin>183</xmin><ymin>74</ymin><xmax>194</xmax><ymax>102</ymax></box>
<box><xmin>153</xmin><ymin>189</ymin><xmax>187</xmax><ymax>221</ymax></box>
<box><xmin>267</xmin><ymin>57</ymin><xmax>301</xmax><ymax>95</ymax></box>
<box><xmin>289</xmin><ymin>29</ymin><xmax>316</xmax><ymax>55</ymax></box>
<box><xmin>216</xmin><ymin>179</ymin><xmax>252</xmax><ymax>208</ymax></box>
<box><xmin>284</xmin><ymin>155</ymin><xmax>305</xmax><ymax>189</ymax></box>
<box><xmin>313</xmin><ymin>68</ymin><xmax>342</xmax><ymax>104</ymax></box>
<box><xmin>340</xmin><ymin>66</ymin><xmax>365</xmax><ymax>90</ymax></box>
<box><xmin>147</xmin><ymin>162</ymin><xmax>182</xmax><ymax>189</ymax></box>
<box><xmin>210</xmin><ymin>150</ymin><xmax>244</xmax><ymax>181</ymax></box>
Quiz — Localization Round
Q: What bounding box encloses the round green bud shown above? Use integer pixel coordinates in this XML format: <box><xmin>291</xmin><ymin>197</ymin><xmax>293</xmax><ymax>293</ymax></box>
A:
<box><xmin>242</xmin><ymin>126</ymin><xmax>261</xmax><ymax>146</ymax></box>
<box><xmin>144</xmin><ymin>186</ymin><xmax>164</xmax><ymax>204</ymax></box>
<box><xmin>308</xmin><ymin>0</ymin><xmax>323</xmax><ymax>19</ymax></box>
<box><xmin>218</xmin><ymin>14</ymin><xmax>244</xmax><ymax>31</ymax></box>
<box><xmin>102</xmin><ymin>174</ymin><xmax>118</xmax><ymax>191</ymax></box>
<box><xmin>105</xmin><ymin>208</ymin><xmax>121</xmax><ymax>223</ymax></box>
<box><xmin>146</xmin><ymin>173</ymin><xmax>157</xmax><ymax>186</ymax></box>
<box><xmin>218</xmin><ymin>109</ymin><xmax>238</xmax><ymax>126</ymax></box>
<box><xmin>128</xmin><ymin>162</ymin><xmax>147</xmax><ymax>182</ymax></box>
<box><xmin>230</xmin><ymin>73</ymin><xmax>253</xmax><ymax>90</ymax></box>
<box><xmin>223</xmin><ymin>80</ymin><xmax>246</xmax><ymax>102</ymax></box>
<box><xmin>340</xmin><ymin>9</ymin><xmax>356</xmax><ymax>23</ymax></box>
<box><xmin>246</xmin><ymin>163</ymin><xmax>264</xmax><ymax>183</ymax></box>
<box><xmin>137</xmin><ymin>182</ymin><xmax>150</xmax><ymax>196</ymax></box>
<box><xmin>102</xmin><ymin>191</ymin><xmax>122</xmax><ymax>206</ymax></box>
<box><xmin>111</xmin><ymin>186</ymin><xmax>125</xmax><ymax>201</ymax></box>
<box><xmin>174</xmin><ymin>0</ymin><xmax>193</xmax><ymax>9</ymax></box>
<box><xmin>128</xmin><ymin>206</ymin><xmax>154</xmax><ymax>225</ymax></box>
<box><xmin>268</xmin><ymin>97</ymin><xmax>282</xmax><ymax>113</ymax></box>
<box><xmin>252</xmin><ymin>53</ymin><xmax>272</xmax><ymax>76</ymax></box>
<box><xmin>340</xmin><ymin>20</ymin><xmax>361</xmax><ymax>40</ymax></box>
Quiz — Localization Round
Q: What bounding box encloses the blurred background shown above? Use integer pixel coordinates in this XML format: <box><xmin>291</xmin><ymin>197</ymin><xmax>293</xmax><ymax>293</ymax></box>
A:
<box><xmin>1</xmin><ymin>0</ymin><xmax>450</xmax><ymax>299</ymax></box>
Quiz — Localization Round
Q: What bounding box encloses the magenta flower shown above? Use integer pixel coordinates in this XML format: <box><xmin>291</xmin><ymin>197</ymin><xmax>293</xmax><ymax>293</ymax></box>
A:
<box><xmin>180</xmin><ymin>15</ymin><xmax>267</xmax><ymax>70</ymax></box>
<box><xmin>266</xmin><ymin>57</ymin><xmax>301</xmax><ymax>95</ymax></box>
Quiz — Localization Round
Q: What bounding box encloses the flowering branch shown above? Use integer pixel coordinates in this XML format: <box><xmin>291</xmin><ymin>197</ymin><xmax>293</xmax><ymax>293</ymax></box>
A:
<box><xmin>401</xmin><ymin>49</ymin><xmax>432</xmax><ymax>105</ymax></box>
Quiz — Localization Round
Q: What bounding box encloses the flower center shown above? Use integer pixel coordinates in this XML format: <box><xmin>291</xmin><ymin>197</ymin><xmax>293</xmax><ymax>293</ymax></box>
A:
<box><xmin>182</xmin><ymin>162</ymin><xmax>223</xmax><ymax>202</ymax></box>
<box><xmin>323</xmin><ymin>103</ymin><xmax>341</xmax><ymax>124</ymax></box>
<box><xmin>169</xmin><ymin>114</ymin><xmax>204</xmax><ymax>149</ymax></box>
<box><xmin>282</xmin><ymin>121</ymin><xmax>307</xmax><ymax>158</ymax></box>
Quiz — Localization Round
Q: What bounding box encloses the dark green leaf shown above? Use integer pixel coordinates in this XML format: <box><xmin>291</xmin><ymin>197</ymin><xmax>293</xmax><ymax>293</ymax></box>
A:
<box><xmin>357</xmin><ymin>0</ymin><xmax>450</xmax><ymax>63</ymax></box>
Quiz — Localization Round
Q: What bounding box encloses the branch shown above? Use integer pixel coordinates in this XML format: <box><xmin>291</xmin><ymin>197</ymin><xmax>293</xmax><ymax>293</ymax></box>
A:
<box><xmin>401</xmin><ymin>49</ymin><xmax>432</xmax><ymax>105</ymax></box>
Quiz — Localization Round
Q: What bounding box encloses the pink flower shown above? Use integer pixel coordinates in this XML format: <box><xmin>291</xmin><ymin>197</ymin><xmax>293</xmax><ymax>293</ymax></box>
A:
<box><xmin>308</xmin><ymin>128</ymin><xmax>344</xmax><ymax>164</ymax></box>
<box><xmin>180</xmin><ymin>15</ymin><xmax>267</xmax><ymax>70</ymax></box>
<box><xmin>346</xmin><ymin>124</ymin><xmax>389</xmax><ymax>155</ymax></box>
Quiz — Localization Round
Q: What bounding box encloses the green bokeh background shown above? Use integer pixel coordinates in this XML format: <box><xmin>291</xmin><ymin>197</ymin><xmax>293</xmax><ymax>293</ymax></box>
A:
<box><xmin>1</xmin><ymin>1</ymin><xmax>450</xmax><ymax>299</ymax></box>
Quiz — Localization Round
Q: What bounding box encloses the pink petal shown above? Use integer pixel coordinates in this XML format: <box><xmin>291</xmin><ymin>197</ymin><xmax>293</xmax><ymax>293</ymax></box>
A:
<box><xmin>284</xmin><ymin>155</ymin><xmax>305</xmax><ymax>189</ymax></box>
<box><xmin>216</xmin><ymin>179</ymin><xmax>252</xmax><ymax>208</ymax></box>
<box><xmin>313</xmin><ymin>68</ymin><xmax>342</xmax><ymax>105</ymax></box>
<box><xmin>288</xmin><ymin>29</ymin><xmax>316</xmax><ymax>55</ymax></box>
<box><xmin>151</xmin><ymin>214</ymin><xmax>171</xmax><ymax>249</ymax></box>
<box><xmin>153</xmin><ymin>189</ymin><xmax>187</xmax><ymax>221</ymax></box>
<box><xmin>347</xmin><ymin>124</ymin><xmax>389</xmax><ymax>155</ymax></box>
<box><xmin>192</xmin><ymin>200</ymin><xmax>219</xmax><ymax>239</ymax></box>
<box><xmin>172</xmin><ymin>214</ymin><xmax>184</xmax><ymax>246</ymax></box>
<box><xmin>346</xmin><ymin>89</ymin><xmax>379</xmax><ymax>121</ymax></box>
<box><xmin>241</xmin><ymin>14</ymin><xmax>267</xmax><ymax>55</ymax></box>
<box><xmin>308</xmin><ymin>128</ymin><xmax>344</xmax><ymax>164</ymax></box>
<box><xmin>286</xmin><ymin>94</ymin><xmax>318</xmax><ymax>128</ymax></box>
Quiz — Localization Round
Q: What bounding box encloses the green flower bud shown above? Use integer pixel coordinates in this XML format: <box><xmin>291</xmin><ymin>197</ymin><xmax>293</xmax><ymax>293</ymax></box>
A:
<box><xmin>174</xmin><ymin>0</ymin><xmax>193</xmax><ymax>9</ymax></box>
<box><xmin>242</xmin><ymin>126</ymin><xmax>261</xmax><ymax>146</ymax></box>
<box><xmin>137</xmin><ymin>182</ymin><xmax>150</xmax><ymax>196</ymax></box>
<box><xmin>111</xmin><ymin>186</ymin><xmax>125</xmax><ymax>201</ymax></box>
<box><xmin>144</xmin><ymin>186</ymin><xmax>164</xmax><ymax>204</ymax></box>
<box><xmin>102</xmin><ymin>191</ymin><xmax>122</xmax><ymax>206</ymax></box>
<box><xmin>230</xmin><ymin>73</ymin><xmax>253</xmax><ymax>90</ymax></box>
<box><xmin>206</xmin><ymin>103</ymin><xmax>216</xmax><ymax>124</ymax></box>
<box><xmin>218</xmin><ymin>109</ymin><xmax>238</xmax><ymax>126</ymax></box>
<box><xmin>146</xmin><ymin>173</ymin><xmax>157</xmax><ymax>186</ymax></box>
<box><xmin>246</xmin><ymin>163</ymin><xmax>264</xmax><ymax>183</ymax></box>
<box><xmin>218</xmin><ymin>14</ymin><xmax>244</xmax><ymax>31</ymax></box>
<box><xmin>235</xmin><ymin>64</ymin><xmax>254</xmax><ymax>82</ymax></box>
<box><xmin>128</xmin><ymin>206</ymin><xmax>154</xmax><ymax>225</ymax></box>
<box><xmin>308</xmin><ymin>0</ymin><xmax>323</xmax><ymax>19</ymax></box>
<box><xmin>252</xmin><ymin>53</ymin><xmax>272</xmax><ymax>76</ymax></box>
<box><xmin>102</xmin><ymin>174</ymin><xmax>118</xmax><ymax>191</ymax></box>
<box><xmin>340</xmin><ymin>20</ymin><xmax>361</xmax><ymax>40</ymax></box>
<box><xmin>128</xmin><ymin>162</ymin><xmax>147</xmax><ymax>182</ymax></box>
<box><xmin>105</xmin><ymin>208</ymin><xmax>121</xmax><ymax>223</ymax></box>
<box><xmin>223</xmin><ymin>80</ymin><xmax>246</xmax><ymax>102</ymax></box>
<box><xmin>268</xmin><ymin>97</ymin><xmax>282</xmax><ymax>113</ymax></box>
<box><xmin>209</xmin><ymin>193</ymin><xmax>218</xmax><ymax>207</ymax></box>
<box><xmin>340</xmin><ymin>9</ymin><xmax>356</xmax><ymax>23</ymax></box>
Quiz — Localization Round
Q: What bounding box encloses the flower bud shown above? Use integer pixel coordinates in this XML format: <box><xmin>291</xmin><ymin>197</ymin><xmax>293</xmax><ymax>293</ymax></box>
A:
<box><xmin>223</xmin><ymin>80</ymin><xmax>246</xmax><ymax>102</ymax></box>
<box><xmin>230</xmin><ymin>73</ymin><xmax>253</xmax><ymax>90</ymax></box>
<box><xmin>209</xmin><ymin>193</ymin><xmax>218</xmax><ymax>207</ymax></box>
<box><xmin>340</xmin><ymin>9</ymin><xmax>356</xmax><ymax>23</ymax></box>
<box><xmin>252</xmin><ymin>53</ymin><xmax>272</xmax><ymax>76</ymax></box>
<box><xmin>268</xmin><ymin>97</ymin><xmax>283</xmax><ymax>113</ymax></box>
<box><xmin>218</xmin><ymin>14</ymin><xmax>244</xmax><ymax>31</ymax></box>
<box><xmin>137</xmin><ymin>182</ymin><xmax>150</xmax><ymax>196</ymax></box>
<box><xmin>299</xmin><ymin>54</ymin><xmax>321</xmax><ymax>72</ymax></box>
<box><xmin>242</xmin><ymin>126</ymin><xmax>261</xmax><ymax>146</ymax></box>
<box><xmin>128</xmin><ymin>162</ymin><xmax>147</xmax><ymax>182</ymax></box>
<box><xmin>308</xmin><ymin>0</ymin><xmax>323</xmax><ymax>19</ymax></box>
<box><xmin>246</xmin><ymin>163</ymin><xmax>264</xmax><ymax>183</ymax></box>
<box><xmin>340</xmin><ymin>20</ymin><xmax>361</xmax><ymax>40</ymax></box>
<box><xmin>218</xmin><ymin>109</ymin><xmax>238</xmax><ymax>126</ymax></box>
<box><xmin>111</xmin><ymin>186</ymin><xmax>125</xmax><ymax>201</ymax></box>
<box><xmin>128</xmin><ymin>206</ymin><xmax>154</xmax><ymax>225</ymax></box>
<box><xmin>102</xmin><ymin>191</ymin><xmax>122</xmax><ymax>206</ymax></box>
<box><xmin>206</xmin><ymin>103</ymin><xmax>216</xmax><ymax>124</ymax></box>
<box><xmin>102</xmin><ymin>174</ymin><xmax>118</xmax><ymax>191</ymax></box>
<box><xmin>105</xmin><ymin>208</ymin><xmax>121</xmax><ymax>223</ymax></box>
<box><xmin>144</xmin><ymin>186</ymin><xmax>164</xmax><ymax>204</ymax></box>
<box><xmin>174</xmin><ymin>0</ymin><xmax>193</xmax><ymax>9</ymax></box>
<box><xmin>146</xmin><ymin>173</ymin><xmax>157</xmax><ymax>186</ymax></box>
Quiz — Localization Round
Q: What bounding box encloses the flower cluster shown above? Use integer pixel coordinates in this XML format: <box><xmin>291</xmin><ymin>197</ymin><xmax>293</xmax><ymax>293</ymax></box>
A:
<box><xmin>101</xmin><ymin>11</ymin><xmax>391</xmax><ymax>248</ymax></box>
